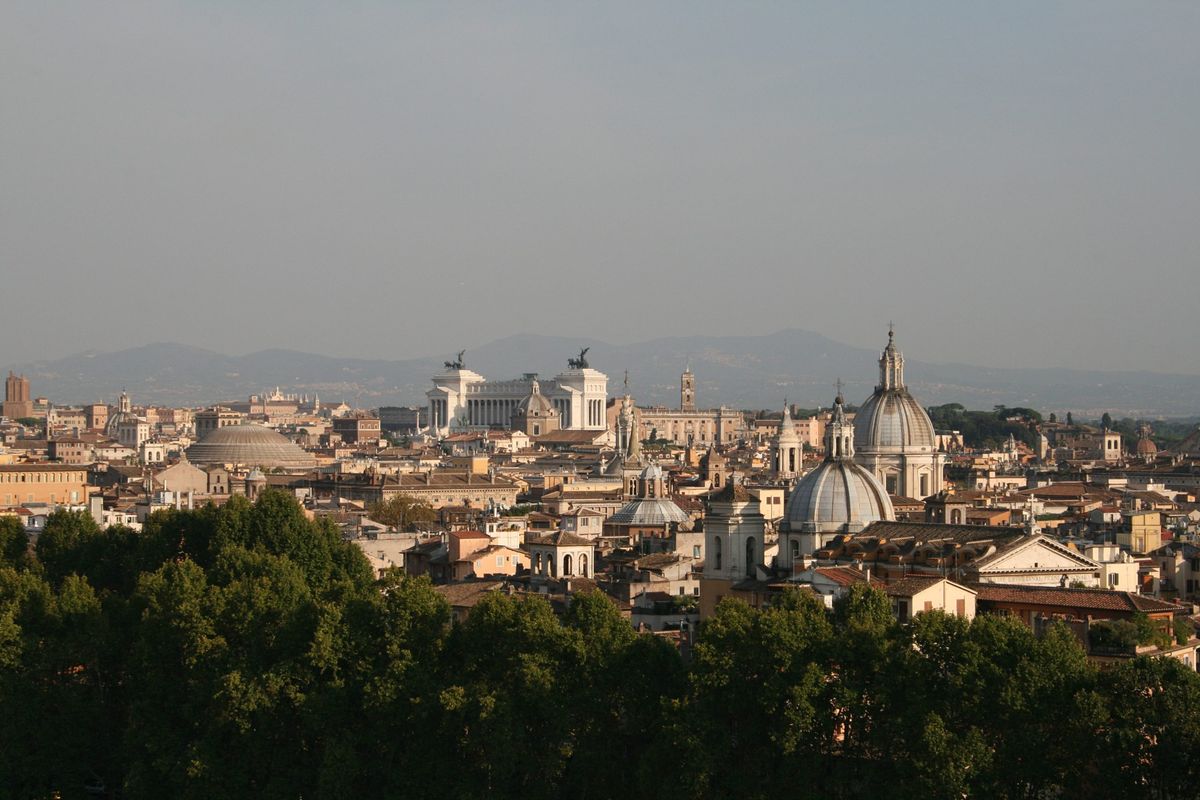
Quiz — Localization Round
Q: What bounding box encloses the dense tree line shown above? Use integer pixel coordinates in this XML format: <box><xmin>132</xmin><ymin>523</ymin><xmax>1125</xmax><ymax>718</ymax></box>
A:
<box><xmin>927</xmin><ymin>403</ymin><xmax>1042</xmax><ymax>450</ymax></box>
<box><xmin>3</xmin><ymin>492</ymin><xmax>1200</xmax><ymax>799</ymax></box>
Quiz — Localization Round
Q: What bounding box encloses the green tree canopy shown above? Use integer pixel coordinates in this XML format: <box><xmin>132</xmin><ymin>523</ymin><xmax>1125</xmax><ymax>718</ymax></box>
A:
<box><xmin>367</xmin><ymin>494</ymin><xmax>436</xmax><ymax>530</ymax></box>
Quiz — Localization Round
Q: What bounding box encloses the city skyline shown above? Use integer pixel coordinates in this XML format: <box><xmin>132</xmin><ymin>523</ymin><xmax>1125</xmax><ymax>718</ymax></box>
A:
<box><xmin>3</xmin><ymin>3</ymin><xmax>1198</xmax><ymax>372</ymax></box>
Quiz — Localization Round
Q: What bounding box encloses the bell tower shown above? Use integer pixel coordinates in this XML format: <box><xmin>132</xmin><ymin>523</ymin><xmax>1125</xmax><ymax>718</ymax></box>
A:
<box><xmin>681</xmin><ymin>365</ymin><xmax>696</xmax><ymax>411</ymax></box>
<box><xmin>774</xmin><ymin>401</ymin><xmax>802</xmax><ymax>480</ymax></box>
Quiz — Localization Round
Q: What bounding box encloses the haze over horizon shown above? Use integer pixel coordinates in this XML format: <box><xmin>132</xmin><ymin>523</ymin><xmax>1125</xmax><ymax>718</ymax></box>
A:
<box><xmin>3</xmin><ymin>3</ymin><xmax>1197</xmax><ymax>371</ymax></box>
<box><xmin>9</xmin><ymin>328</ymin><xmax>1200</xmax><ymax>381</ymax></box>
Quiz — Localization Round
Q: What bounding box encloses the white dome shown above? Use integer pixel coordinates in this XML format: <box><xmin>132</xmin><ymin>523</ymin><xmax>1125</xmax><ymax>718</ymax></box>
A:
<box><xmin>854</xmin><ymin>390</ymin><xmax>936</xmax><ymax>450</ymax></box>
<box><xmin>785</xmin><ymin>460</ymin><xmax>894</xmax><ymax>534</ymax></box>
<box><xmin>607</xmin><ymin>497</ymin><xmax>690</xmax><ymax>527</ymax></box>
<box><xmin>854</xmin><ymin>328</ymin><xmax>936</xmax><ymax>452</ymax></box>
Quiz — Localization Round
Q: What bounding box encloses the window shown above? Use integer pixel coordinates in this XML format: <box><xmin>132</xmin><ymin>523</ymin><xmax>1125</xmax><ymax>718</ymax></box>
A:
<box><xmin>713</xmin><ymin>538</ymin><xmax>722</xmax><ymax>570</ymax></box>
<box><xmin>693</xmin><ymin>545</ymin><xmax>701</xmax><ymax>558</ymax></box>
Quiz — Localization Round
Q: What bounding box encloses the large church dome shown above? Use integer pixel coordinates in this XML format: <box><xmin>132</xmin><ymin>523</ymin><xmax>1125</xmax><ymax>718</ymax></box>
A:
<box><xmin>854</xmin><ymin>329</ymin><xmax>936</xmax><ymax>452</ymax></box>
<box><xmin>786</xmin><ymin>393</ymin><xmax>893</xmax><ymax>534</ymax></box>
<box><xmin>185</xmin><ymin>424</ymin><xmax>316</xmax><ymax>468</ymax></box>
<box><xmin>854</xmin><ymin>391</ymin><xmax>936</xmax><ymax>450</ymax></box>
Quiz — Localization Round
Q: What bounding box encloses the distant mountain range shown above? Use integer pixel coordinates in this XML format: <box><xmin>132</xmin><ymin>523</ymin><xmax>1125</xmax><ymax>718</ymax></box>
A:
<box><xmin>6</xmin><ymin>330</ymin><xmax>1199</xmax><ymax>417</ymax></box>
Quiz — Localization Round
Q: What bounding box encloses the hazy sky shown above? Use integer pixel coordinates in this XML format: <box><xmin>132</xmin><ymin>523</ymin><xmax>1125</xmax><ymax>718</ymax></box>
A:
<box><xmin>3</xmin><ymin>2</ymin><xmax>1197</xmax><ymax>373</ymax></box>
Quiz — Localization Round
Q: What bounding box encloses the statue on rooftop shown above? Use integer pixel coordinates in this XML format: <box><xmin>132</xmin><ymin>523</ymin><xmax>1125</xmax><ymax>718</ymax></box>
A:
<box><xmin>568</xmin><ymin>347</ymin><xmax>590</xmax><ymax>369</ymax></box>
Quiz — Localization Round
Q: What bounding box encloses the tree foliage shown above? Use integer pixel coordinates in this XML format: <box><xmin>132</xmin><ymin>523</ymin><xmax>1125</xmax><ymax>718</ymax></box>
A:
<box><xmin>3</xmin><ymin>493</ymin><xmax>1200</xmax><ymax>799</ymax></box>
<box><xmin>367</xmin><ymin>494</ymin><xmax>436</xmax><ymax>530</ymax></box>
<box><xmin>927</xmin><ymin>403</ymin><xmax>1040</xmax><ymax>450</ymax></box>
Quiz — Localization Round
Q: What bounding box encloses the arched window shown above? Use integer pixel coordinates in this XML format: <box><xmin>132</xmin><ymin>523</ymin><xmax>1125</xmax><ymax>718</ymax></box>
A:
<box><xmin>563</xmin><ymin>553</ymin><xmax>573</xmax><ymax>576</ymax></box>
<box><xmin>951</xmin><ymin>509</ymin><xmax>963</xmax><ymax>525</ymax></box>
<box><xmin>579</xmin><ymin>554</ymin><xmax>589</xmax><ymax>578</ymax></box>
<box><xmin>713</xmin><ymin>538</ymin><xmax>722</xmax><ymax>570</ymax></box>
<box><xmin>745</xmin><ymin>537</ymin><xmax>756</xmax><ymax>578</ymax></box>
<box><xmin>790</xmin><ymin>539</ymin><xmax>800</xmax><ymax>561</ymax></box>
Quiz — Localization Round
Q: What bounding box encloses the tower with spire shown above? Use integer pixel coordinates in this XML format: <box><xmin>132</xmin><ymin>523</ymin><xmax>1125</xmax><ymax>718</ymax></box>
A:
<box><xmin>681</xmin><ymin>362</ymin><xmax>696</xmax><ymax>411</ymax></box>
<box><xmin>774</xmin><ymin>400</ymin><xmax>802</xmax><ymax>481</ymax></box>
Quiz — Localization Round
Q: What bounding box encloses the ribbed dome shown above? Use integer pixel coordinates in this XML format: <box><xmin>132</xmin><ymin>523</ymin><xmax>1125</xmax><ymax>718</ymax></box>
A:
<box><xmin>786</xmin><ymin>461</ymin><xmax>894</xmax><ymax>534</ymax></box>
<box><xmin>786</xmin><ymin>389</ymin><xmax>894</xmax><ymax>534</ymax></box>
<box><xmin>515</xmin><ymin>380</ymin><xmax>557</xmax><ymax>418</ymax></box>
<box><xmin>185</xmin><ymin>424</ymin><xmax>316</xmax><ymax>468</ymax></box>
<box><xmin>854</xmin><ymin>329</ymin><xmax>935</xmax><ymax>451</ymax></box>
<box><xmin>607</xmin><ymin>497</ymin><xmax>690</xmax><ymax>526</ymax></box>
<box><xmin>854</xmin><ymin>390</ymin><xmax>937</xmax><ymax>450</ymax></box>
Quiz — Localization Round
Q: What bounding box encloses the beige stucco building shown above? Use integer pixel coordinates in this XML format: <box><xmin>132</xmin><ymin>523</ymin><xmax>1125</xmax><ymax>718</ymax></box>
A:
<box><xmin>0</xmin><ymin>463</ymin><xmax>91</xmax><ymax>508</ymax></box>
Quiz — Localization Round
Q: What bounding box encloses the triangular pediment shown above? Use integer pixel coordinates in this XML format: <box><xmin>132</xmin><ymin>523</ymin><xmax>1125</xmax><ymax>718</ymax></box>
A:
<box><xmin>975</xmin><ymin>535</ymin><xmax>1098</xmax><ymax>573</ymax></box>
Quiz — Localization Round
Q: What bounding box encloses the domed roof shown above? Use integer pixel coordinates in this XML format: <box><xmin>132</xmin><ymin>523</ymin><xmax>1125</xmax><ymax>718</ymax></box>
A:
<box><xmin>1136</xmin><ymin>437</ymin><xmax>1158</xmax><ymax>456</ymax></box>
<box><xmin>786</xmin><ymin>389</ymin><xmax>894</xmax><ymax>534</ymax></box>
<box><xmin>854</xmin><ymin>391</ymin><xmax>937</xmax><ymax>450</ymax></box>
<box><xmin>854</xmin><ymin>329</ymin><xmax>936</xmax><ymax>452</ymax></box>
<box><xmin>185</xmin><ymin>424</ymin><xmax>316</xmax><ymax>468</ymax></box>
<box><xmin>515</xmin><ymin>379</ymin><xmax>557</xmax><ymax>418</ymax></box>
<box><xmin>607</xmin><ymin>497</ymin><xmax>690</xmax><ymax>527</ymax></box>
<box><xmin>786</xmin><ymin>461</ymin><xmax>894</xmax><ymax>534</ymax></box>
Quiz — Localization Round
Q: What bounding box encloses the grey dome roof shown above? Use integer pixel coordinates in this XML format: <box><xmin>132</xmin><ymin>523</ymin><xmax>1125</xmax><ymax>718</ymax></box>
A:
<box><xmin>785</xmin><ymin>460</ymin><xmax>894</xmax><ymax>534</ymax></box>
<box><xmin>854</xmin><ymin>389</ymin><xmax>936</xmax><ymax>451</ymax></box>
<box><xmin>185</xmin><ymin>424</ymin><xmax>316</xmax><ymax>468</ymax></box>
<box><xmin>855</xmin><ymin>329</ymin><xmax>936</xmax><ymax>452</ymax></box>
<box><xmin>607</xmin><ymin>497</ymin><xmax>690</xmax><ymax>527</ymax></box>
<box><xmin>515</xmin><ymin>381</ymin><xmax>557</xmax><ymax>417</ymax></box>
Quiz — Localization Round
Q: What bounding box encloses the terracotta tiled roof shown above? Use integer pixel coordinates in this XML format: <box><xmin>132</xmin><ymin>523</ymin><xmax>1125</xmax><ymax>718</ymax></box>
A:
<box><xmin>435</xmin><ymin>580</ymin><xmax>506</xmax><ymax>607</ymax></box>
<box><xmin>884</xmin><ymin>575</ymin><xmax>972</xmax><ymax>597</ymax></box>
<box><xmin>449</xmin><ymin>529</ymin><xmax>489</xmax><ymax>540</ymax></box>
<box><xmin>973</xmin><ymin>584</ymin><xmax>1185</xmax><ymax>614</ymax></box>
<box><xmin>633</xmin><ymin>553</ymin><xmax>684</xmax><ymax>571</ymax></box>
<box><xmin>530</xmin><ymin>531</ymin><xmax>592</xmax><ymax>547</ymax></box>
<box><xmin>854</xmin><ymin>520</ymin><xmax>1021</xmax><ymax>545</ymax></box>
<box><xmin>814</xmin><ymin>566</ymin><xmax>873</xmax><ymax>587</ymax></box>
